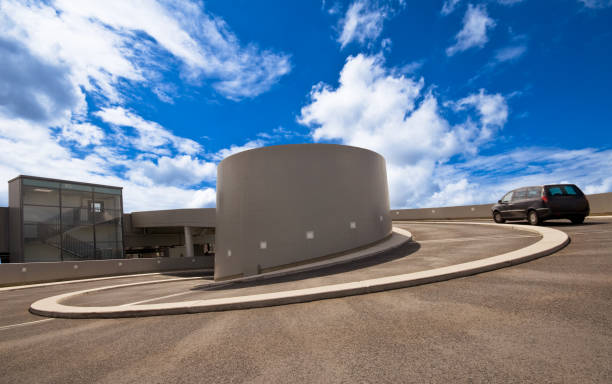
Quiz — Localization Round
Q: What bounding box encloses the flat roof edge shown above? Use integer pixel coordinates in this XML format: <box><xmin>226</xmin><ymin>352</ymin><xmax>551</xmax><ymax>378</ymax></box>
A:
<box><xmin>8</xmin><ymin>175</ymin><xmax>123</xmax><ymax>190</ymax></box>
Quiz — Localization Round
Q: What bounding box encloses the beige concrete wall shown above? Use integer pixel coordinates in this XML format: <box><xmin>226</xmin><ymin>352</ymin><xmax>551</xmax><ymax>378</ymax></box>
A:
<box><xmin>0</xmin><ymin>256</ymin><xmax>213</xmax><ymax>287</ymax></box>
<box><xmin>130</xmin><ymin>208</ymin><xmax>215</xmax><ymax>228</ymax></box>
<box><xmin>392</xmin><ymin>192</ymin><xmax>612</xmax><ymax>221</ymax></box>
<box><xmin>0</xmin><ymin>207</ymin><xmax>7</xmax><ymax>254</ymax></box>
<box><xmin>215</xmin><ymin>144</ymin><xmax>391</xmax><ymax>280</ymax></box>
<box><xmin>586</xmin><ymin>192</ymin><xmax>612</xmax><ymax>214</ymax></box>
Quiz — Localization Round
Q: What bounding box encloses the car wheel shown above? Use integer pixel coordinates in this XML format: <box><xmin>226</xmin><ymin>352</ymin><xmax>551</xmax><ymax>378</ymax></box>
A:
<box><xmin>570</xmin><ymin>216</ymin><xmax>585</xmax><ymax>224</ymax></box>
<box><xmin>493</xmin><ymin>211</ymin><xmax>505</xmax><ymax>223</ymax></box>
<box><xmin>528</xmin><ymin>210</ymin><xmax>540</xmax><ymax>226</ymax></box>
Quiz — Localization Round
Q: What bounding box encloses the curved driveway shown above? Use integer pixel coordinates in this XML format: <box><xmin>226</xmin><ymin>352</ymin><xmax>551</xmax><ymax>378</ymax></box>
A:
<box><xmin>1</xmin><ymin>219</ymin><xmax>611</xmax><ymax>383</ymax></box>
<box><xmin>60</xmin><ymin>222</ymin><xmax>541</xmax><ymax>307</ymax></box>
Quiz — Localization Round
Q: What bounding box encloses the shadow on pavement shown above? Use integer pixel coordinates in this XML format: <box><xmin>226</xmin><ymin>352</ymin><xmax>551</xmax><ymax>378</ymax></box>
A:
<box><xmin>190</xmin><ymin>241</ymin><xmax>421</xmax><ymax>292</ymax></box>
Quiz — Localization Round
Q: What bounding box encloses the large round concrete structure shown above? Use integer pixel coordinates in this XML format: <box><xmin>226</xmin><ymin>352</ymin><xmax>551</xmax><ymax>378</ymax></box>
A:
<box><xmin>214</xmin><ymin>144</ymin><xmax>391</xmax><ymax>280</ymax></box>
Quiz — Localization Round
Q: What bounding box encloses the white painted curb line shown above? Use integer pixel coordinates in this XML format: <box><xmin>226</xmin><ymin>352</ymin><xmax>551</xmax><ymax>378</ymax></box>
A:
<box><xmin>30</xmin><ymin>228</ymin><xmax>412</xmax><ymax>318</ymax></box>
<box><xmin>0</xmin><ymin>269</ymin><xmax>214</xmax><ymax>293</ymax></box>
<box><xmin>30</xmin><ymin>223</ymin><xmax>568</xmax><ymax>318</ymax></box>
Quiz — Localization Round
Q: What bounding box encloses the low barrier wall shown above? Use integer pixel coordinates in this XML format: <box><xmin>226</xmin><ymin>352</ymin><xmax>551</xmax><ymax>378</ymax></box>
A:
<box><xmin>0</xmin><ymin>207</ymin><xmax>7</xmax><ymax>254</ymax></box>
<box><xmin>391</xmin><ymin>192</ymin><xmax>612</xmax><ymax>221</ymax></box>
<box><xmin>0</xmin><ymin>256</ymin><xmax>213</xmax><ymax>287</ymax></box>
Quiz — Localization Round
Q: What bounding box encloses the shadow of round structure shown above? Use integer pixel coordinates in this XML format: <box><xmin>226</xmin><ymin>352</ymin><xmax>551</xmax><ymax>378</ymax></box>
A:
<box><xmin>214</xmin><ymin>143</ymin><xmax>391</xmax><ymax>280</ymax></box>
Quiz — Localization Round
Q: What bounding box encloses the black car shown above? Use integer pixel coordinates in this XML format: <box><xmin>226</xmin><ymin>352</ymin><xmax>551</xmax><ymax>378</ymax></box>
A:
<box><xmin>492</xmin><ymin>184</ymin><xmax>590</xmax><ymax>225</ymax></box>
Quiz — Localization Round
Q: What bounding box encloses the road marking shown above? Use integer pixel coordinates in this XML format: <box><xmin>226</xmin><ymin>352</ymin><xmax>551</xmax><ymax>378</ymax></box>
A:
<box><xmin>0</xmin><ymin>318</ymin><xmax>54</xmax><ymax>331</ymax></box>
<box><xmin>121</xmin><ymin>290</ymin><xmax>196</xmax><ymax>306</ymax></box>
<box><xmin>0</xmin><ymin>269</ymin><xmax>213</xmax><ymax>292</ymax></box>
<box><xmin>416</xmin><ymin>234</ymin><xmax>539</xmax><ymax>244</ymax></box>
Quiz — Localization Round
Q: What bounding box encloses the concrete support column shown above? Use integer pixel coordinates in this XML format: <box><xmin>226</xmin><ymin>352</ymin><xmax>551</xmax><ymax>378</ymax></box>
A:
<box><xmin>184</xmin><ymin>226</ymin><xmax>194</xmax><ymax>258</ymax></box>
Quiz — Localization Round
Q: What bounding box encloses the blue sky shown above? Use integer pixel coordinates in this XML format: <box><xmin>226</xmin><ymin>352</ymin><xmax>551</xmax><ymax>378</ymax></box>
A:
<box><xmin>1</xmin><ymin>0</ymin><xmax>611</xmax><ymax>211</ymax></box>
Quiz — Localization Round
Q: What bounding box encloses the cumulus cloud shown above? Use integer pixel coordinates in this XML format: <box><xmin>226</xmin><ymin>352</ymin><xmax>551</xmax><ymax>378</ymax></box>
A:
<box><xmin>126</xmin><ymin>155</ymin><xmax>216</xmax><ymax>187</ymax></box>
<box><xmin>452</xmin><ymin>89</ymin><xmax>508</xmax><ymax>141</ymax></box>
<box><xmin>337</xmin><ymin>0</ymin><xmax>389</xmax><ymax>49</ymax></box>
<box><xmin>298</xmin><ymin>55</ymin><xmax>612</xmax><ymax>207</ymax></box>
<box><xmin>95</xmin><ymin>107</ymin><xmax>201</xmax><ymax>155</ymax></box>
<box><xmin>60</xmin><ymin>123</ymin><xmax>105</xmax><ymax>147</ymax></box>
<box><xmin>299</xmin><ymin>54</ymin><xmax>506</xmax><ymax>207</ymax></box>
<box><xmin>0</xmin><ymin>0</ymin><xmax>291</xmax><ymax>101</ymax></box>
<box><xmin>210</xmin><ymin>140</ymin><xmax>265</xmax><ymax>161</ymax></box>
<box><xmin>0</xmin><ymin>1</ymin><xmax>294</xmax><ymax>211</ymax></box>
<box><xmin>0</xmin><ymin>36</ymin><xmax>83</xmax><ymax>125</ymax></box>
<box><xmin>446</xmin><ymin>4</ymin><xmax>496</xmax><ymax>56</ymax></box>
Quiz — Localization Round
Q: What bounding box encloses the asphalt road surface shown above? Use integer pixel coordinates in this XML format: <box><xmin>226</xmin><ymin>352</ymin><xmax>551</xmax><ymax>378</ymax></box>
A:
<box><xmin>1</xmin><ymin>218</ymin><xmax>610</xmax><ymax>383</ymax></box>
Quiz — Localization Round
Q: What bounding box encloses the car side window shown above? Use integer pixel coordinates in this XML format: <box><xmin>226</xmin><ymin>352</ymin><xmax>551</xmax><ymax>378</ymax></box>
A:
<box><xmin>564</xmin><ymin>185</ymin><xmax>577</xmax><ymax>195</ymax></box>
<box><xmin>527</xmin><ymin>187</ymin><xmax>541</xmax><ymax>198</ymax></box>
<box><xmin>513</xmin><ymin>189</ymin><xmax>527</xmax><ymax>201</ymax></box>
<box><xmin>501</xmin><ymin>191</ymin><xmax>513</xmax><ymax>203</ymax></box>
<box><xmin>548</xmin><ymin>187</ymin><xmax>563</xmax><ymax>196</ymax></box>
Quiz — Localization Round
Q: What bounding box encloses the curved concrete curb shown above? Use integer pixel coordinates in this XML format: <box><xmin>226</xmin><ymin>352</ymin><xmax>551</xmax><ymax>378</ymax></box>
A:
<box><xmin>30</xmin><ymin>223</ymin><xmax>568</xmax><ymax>318</ymax></box>
<box><xmin>30</xmin><ymin>228</ymin><xmax>412</xmax><ymax>318</ymax></box>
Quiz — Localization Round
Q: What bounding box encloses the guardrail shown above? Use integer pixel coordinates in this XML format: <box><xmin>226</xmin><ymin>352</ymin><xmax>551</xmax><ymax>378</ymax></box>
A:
<box><xmin>391</xmin><ymin>192</ymin><xmax>612</xmax><ymax>221</ymax></box>
<box><xmin>0</xmin><ymin>256</ymin><xmax>213</xmax><ymax>287</ymax></box>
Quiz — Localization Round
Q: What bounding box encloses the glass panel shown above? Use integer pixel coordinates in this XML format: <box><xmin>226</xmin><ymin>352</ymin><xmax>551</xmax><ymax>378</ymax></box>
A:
<box><xmin>94</xmin><ymin>186</ymin><xmax>122</xmax><ymax>195</ymax></box>
<box><xmin>61</xmin><ymin>188</ymin><xmax>93</xmax><ymax>225</ymax></box>
<box><xmin>96</xmin><ymin>220</ymin><xmax>123</xmax><ymax>259</ymax></box>
<box><xmin>62</xmin><ymin>224</ymin><xmax>94</xmax><ymax>260</ymax></box>
<box><xmin>23</xmin><ymin>205</ymin><xmax>61</xmax><ymax>262</ymax></box>
<box><xmin>22</xmin><ymin>184</ymin><xmax>60</xmax><ymax>206</ymax></box>
<box><xmin>501</xmin><ymin>192</ymin><xmax>513</xmax><ymax>203</ymax></box>
<box><xmin>61</xmin><ymin>182</ymin><xmax>92</xmax><ymax>192</ymax></box>
<box><xmin>22</xmin><ymin>178</ymin><xmax>60</xmax><ymax>188</ymax></box>
<box><xmin>93</xmin><ymin>191</ymin><xmax>122</xmax><ymax>224</ymax></box>
<box><xmin>548</xmin><ymin>187</ymin><xmax>563</xmax><ymax>196</ymax></box>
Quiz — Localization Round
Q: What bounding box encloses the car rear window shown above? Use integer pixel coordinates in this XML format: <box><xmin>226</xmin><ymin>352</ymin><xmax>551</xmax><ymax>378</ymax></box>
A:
<box><xmin>564</xmin><ymin>185</ymin><xmax>578</xmax><ymax>195</ymax></box>
<box><xmin>546</xmin><ymin>185</ymin><xmax>582</xmax><ymax>196</ymax></box>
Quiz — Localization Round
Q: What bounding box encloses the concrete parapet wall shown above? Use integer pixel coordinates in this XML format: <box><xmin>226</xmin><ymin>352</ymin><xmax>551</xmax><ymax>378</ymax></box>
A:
<box><xmin>391</xmin><ymin>192</ymin><xmax>612</xmax><ymax>221</ymax></box>
<box><xmin>129</xmin><ymin>208</ymin><xmax>215</xmax><ymax>228</ymax></box>
<box><xmin>0</xmin><ymin>256</ymin><xmax>213</xmax><ymax>287</ymax></box>
<box><xmin>585</xmin><ymin>192</ymin><xmax>612</xmax><ymax>215</ymax></box>
<box><xmin>0</xmin><ymin>207</ymin><xmax>7</xmax><ymax>254</ymax></box>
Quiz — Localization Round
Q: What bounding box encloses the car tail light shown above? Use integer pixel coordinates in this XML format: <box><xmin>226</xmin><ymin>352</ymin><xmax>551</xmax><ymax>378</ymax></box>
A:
<box><xmin>542</xmin><ymin>195</ymin><xmax>549</xmax><ymax>204</ymax></box>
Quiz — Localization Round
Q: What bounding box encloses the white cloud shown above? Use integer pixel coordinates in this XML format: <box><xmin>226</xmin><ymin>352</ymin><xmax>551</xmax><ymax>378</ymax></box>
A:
<box><xmin>95</xmin><ymin>107</ymin><xmax>201</xmax><ymax>155</ymax></box>
<box><xmin>126</xmin><ymin>155</ymin><xmax>216</xmax><ymax>187</ymax></box>
<box><xmin>298</xmin><ymin>54</ymin><xmax>612</xmax><ymax>208</ymax></box>
<box><xmin>442</xmin><ymin>0</ymin><xmax>525</xmax><ymax>15</ymax></box>
<box><xmin>0</xmin><ymin>36</ymin><xmax>84</xmax><ymax>125</ymax></box>
<box><xmin>578</xmin><ymin>0</ymin><xmax>612</xmax><ymax>8</ymax></box>
<box><xmin>0</xmin><ymin>0</ymin><xmax>294</xmax><ymax>209</ymax></box>
<box><xmin>453</xmin><ymin>89</ymin><xmax>508</xmax><ymax>141</ymax></box>
<box><xmin>337</xmin><ymin>0</ymin><xmax>388</xmax><ymax>49</ymax></box>
<box><xmin>0</xmin><ymin>0</ymin><xmax>291</xmax><ymax>101</ymax></box>
<box><xmin>446</xmin><ymin>4</ymin><xmax>496</xmax><ymax>56</ymax></box>
<box><xmin>210</xmin><ymin>140</ymin><xmax>265</xmax><ymax>161</ymax></box>
<box><xmin>441</xmin><ymin>0</ymin><xmax>462</xmax><ymax>15</ymax></box>
<box><xmin>494</xmin><ymin>44</ymin><xmax>527</xmax><ymax>63</ymax></box>
<box><xmin>428</xmin><ymin>148</ymin><xmax>612</xmax><ymax>206</ymax></box>
<box><xmin>299</xmin><ymin>54</ymin><xmax>503</xmax><ymax>207</ymax></box>
<box><xmin>60</xmin><ymin>123</ymin><xmax>105</xmax><ymax>147</ymax></box>
<box><xmin>0</xmin><ymin>116</ymin><xmax>219</xmax><ymax>211</ymax></box>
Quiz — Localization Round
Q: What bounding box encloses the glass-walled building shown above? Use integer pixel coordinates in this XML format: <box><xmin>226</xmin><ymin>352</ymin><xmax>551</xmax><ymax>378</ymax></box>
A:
<box><xmin>8</xmin><ymin>176</ymin><xmax>124</xmax><ymax>263</ymax></box>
